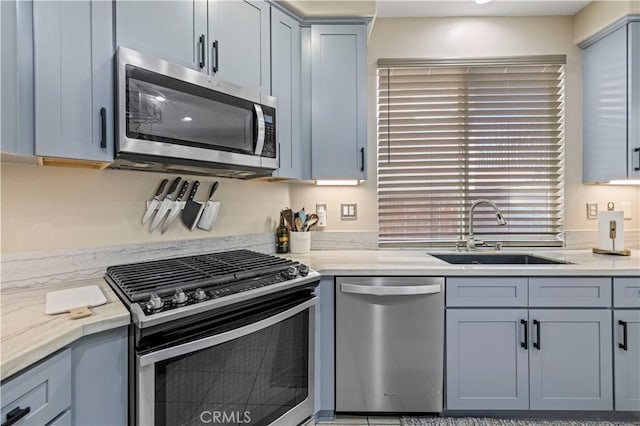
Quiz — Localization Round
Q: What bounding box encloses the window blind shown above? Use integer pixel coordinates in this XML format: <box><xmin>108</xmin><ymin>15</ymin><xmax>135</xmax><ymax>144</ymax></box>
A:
<box><xmin>377</xmin><ymin>60</ymin><xmax>565</xmax><ymax>247</ymax></box>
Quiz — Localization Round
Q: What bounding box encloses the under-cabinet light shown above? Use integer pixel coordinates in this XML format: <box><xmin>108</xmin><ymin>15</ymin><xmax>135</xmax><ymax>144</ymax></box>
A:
<box><xmin>474</xmin><ymin>0</ymin><xmax>491</xmax><ymax>4</ymax></box>
<box><xmin>608</xmin><ymin>180</ymin><xmax>640</xmax><ymax>185</ymax></box>
<box><xmin>314</xmin><ymin>180</ymin><xmax>361</xmax><ymax>186</ymax></box>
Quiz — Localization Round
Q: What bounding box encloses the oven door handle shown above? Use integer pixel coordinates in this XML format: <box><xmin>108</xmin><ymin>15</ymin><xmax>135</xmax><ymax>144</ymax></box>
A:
<box><xmin>254</xmin><ymin>104</ymin><xmax>265</xmax><ymax>156</ymax></box>
<box><xmin>138</xmin><ymin>296</ymin><xmax>317</xmax><ymax>367</ymax></box>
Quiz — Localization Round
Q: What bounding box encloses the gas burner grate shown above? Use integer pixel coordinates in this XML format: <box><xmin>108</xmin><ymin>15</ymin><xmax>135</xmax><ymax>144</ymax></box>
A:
<box><xmin>105</xmin><ymin>249</ymin><xmax>296</xmax><ymax>303</ymax></box>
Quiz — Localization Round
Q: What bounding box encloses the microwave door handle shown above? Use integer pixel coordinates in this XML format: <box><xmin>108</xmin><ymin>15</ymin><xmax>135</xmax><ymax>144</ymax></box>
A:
<box><xmin>254</xmin><ymin>104</ymin><xmax>265</xmax><ymax>156</ymax></box>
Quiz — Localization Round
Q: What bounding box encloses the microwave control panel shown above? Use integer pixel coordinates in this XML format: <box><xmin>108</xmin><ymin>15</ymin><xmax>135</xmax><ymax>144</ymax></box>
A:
<box><xmin>261</xmin><ymin>106</ymin><xmax>277</xmax><ymax>158</ymax></box>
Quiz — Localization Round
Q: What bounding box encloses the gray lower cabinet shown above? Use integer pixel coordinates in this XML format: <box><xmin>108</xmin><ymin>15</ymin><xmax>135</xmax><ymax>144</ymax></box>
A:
<box><xmin>0</xmin><ymin>327</ymin><xmax>127</xmax><ymax>426</ymax></box>
<box><xmin>71</xmin><ymin>326</ymin><xmax>128</xmax><ymax>425</ymax></box>
<box><xmin>0</xmin><ymin>349</ymin><xmax>71</xmax><ymax>425</ymax></box>
<box><xmin>33</xmin><ymin>0</ymin><xmax>114</xmax><ymax>162</ymax></box>
<box><xmin>528</xmin><ymin>309</ymin><xmax>612</xmax><ymax>410</ymax></box>
<box><xmin>614</xmin><ymin>310</ymin><xmax>640</xmax><ymax>411</ymax></box>
<box><xmin>271</xmin><ymin>8</ymin><xmax>302</xmax><ymax>179</ymax></box>
<box><xmin>311</xmin><ymin>24</ymin><xmax>367</xmax><ymax>180</ymax></box>
<box><xmin>115</xmin><ymin>0</ymin><xmax>207</xmax><ymax>71</ymax></box>
<box><xmin>315</xmin><ymin>277</ymin><xmax>335</xmax><ymax>417</ymax></box>
<box><xmin>446</xmin><ymin>309</ymin><xmax>529</xmax><ymax>410</ymax></box>
<box><xmin>446</xmin><ymin>277</ymin><xmax>618</xmax><ymax>412</ymax></box>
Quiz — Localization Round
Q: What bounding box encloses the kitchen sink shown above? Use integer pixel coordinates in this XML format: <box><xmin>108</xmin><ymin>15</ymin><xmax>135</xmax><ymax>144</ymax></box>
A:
<box><xmin>430</xmin><ymin>253</ymin><xmax>571</xmax><ymax>265</ymax></box>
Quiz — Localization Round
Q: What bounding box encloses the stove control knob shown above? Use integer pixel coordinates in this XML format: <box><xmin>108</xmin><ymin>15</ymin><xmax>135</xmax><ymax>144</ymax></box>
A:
<box><xmin>299</xmin><ymin>264</ymin><xmax>309</xmax><ymax>277</ymax></box>
<box><xmin>193</xmin><ymin>288</ymin><xmax>207</xmax><ymax>301</ymax></box>
<box><xmin>146</xmin><ymin>293</ymin><xmax>164</xmax><ymax>311</ymax></box>
<box><xmin>282</xmin><ymin>265</ymin><xmax>298</xmax><ymax>279</ymax></box>
<box><xmin>172</xmin><ymin>289</ymin><xmax>188</xmax><ymax>305</ymax></box>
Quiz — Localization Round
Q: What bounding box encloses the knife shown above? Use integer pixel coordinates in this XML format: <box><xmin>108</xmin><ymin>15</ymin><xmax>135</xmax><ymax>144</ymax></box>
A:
<box><xmin>181</xmin><ymin>181</ymin><xmax>204</xmax><ymax>230</ymax></box>
<box><xmin>142</xmin><ymin>179</ymin><xmax>169</xmax><ymax>225</ymax></box>
<box><xmin>149</xmin><ymin>177</ymin><xmax>182</xmax><ymax>232</ymax></box>
<box><xmin>197</xmin><ymin>181</ymin><xmax>220</xmax><ymax>230</ymax></box>
<box><xmin>161</xmin><ymin>181</ymin><xmax>190</xmax><ymax>234</ymax></box>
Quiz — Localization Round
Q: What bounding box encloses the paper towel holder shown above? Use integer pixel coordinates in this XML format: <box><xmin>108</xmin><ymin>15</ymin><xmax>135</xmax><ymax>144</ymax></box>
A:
<box><xmin>592</xmin><ymin>203</ymin><xmax>630</xmax><ymax>255</ymax></box>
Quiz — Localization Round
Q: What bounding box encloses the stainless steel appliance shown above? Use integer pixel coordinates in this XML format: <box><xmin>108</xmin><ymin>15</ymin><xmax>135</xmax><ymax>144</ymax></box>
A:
<box><xmin>105</xmin><ymin>250</ymin><xmax>319</xmax><ymax>426</ymax></box>
<box><xmin>335</xmin><ymin>277</ymin><xmax>444</xmax><ymax>413</ymax></box>
<box><xmin>112</xmin><ymin>47</ymin><xmax>278</xmax><ymax>178</ymax></box>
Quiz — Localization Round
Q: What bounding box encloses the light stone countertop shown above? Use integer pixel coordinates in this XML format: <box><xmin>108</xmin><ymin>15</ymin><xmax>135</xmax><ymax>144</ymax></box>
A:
<box><xmin>0</xmin><ymin>278</ymin><xmax>129</xmax><ymax>381</ymax></box>
<box><xmin>286</xmin><ymin>249</ymin><xmax>640</xmax><ymax>276</ymax></box>
<box><xmin>1</xmin><ymin>248</ymin><xmax>638</xmax><ymax>382</ymax></box>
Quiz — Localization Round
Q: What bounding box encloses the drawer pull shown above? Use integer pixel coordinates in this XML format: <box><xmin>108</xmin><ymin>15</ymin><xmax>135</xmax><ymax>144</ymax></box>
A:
<box><xmin>2</xmin><ymin>406</ymin><xmax>31</xmax><ymax>426</ymax></box>
<box><xmin>619</xmin><ymin>320</ymin><xmax>628</xmax><ymax>351</ymax></box>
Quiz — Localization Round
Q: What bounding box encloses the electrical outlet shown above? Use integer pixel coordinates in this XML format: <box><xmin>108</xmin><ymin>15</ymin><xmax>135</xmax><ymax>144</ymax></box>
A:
<box><xmin>316</xmin><ymin>203</ymin><xmax>327</xmax><ymax>227</ymax></box>
<box><xmin>586</xmin><ymin>203</ymin><xmax>598</xmax><ymax>219</ymax></box>
<box><xmin>621</xmin><ymin>201</ymin><xmax>632</xmax><ymax>220</ymax></box>
<box><xmin>340</xmin><ymin>203</ymin><xmax>357</xmax><ymax>220</ymax></box>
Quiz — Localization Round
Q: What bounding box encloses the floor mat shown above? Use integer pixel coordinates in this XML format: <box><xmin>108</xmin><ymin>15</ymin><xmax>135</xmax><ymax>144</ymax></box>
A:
<box><xmin>401</xmin><ymin>418</ymin><xmax>640</xmax><ymax>426</ymax></box>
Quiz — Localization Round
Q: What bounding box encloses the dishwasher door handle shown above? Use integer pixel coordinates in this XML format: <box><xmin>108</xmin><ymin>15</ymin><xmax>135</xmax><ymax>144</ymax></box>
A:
<box><xmin>340</xmin><ymin>283</ymin><xmax>441</xmax><ymax>296</ymax></box>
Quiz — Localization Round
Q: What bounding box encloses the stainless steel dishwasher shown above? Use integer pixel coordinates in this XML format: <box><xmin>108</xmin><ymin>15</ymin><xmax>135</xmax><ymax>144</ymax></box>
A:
<box><xmin>336</xmin><ymin>276</ymin><xmax>444</xmax><ymax>413</ymax></box>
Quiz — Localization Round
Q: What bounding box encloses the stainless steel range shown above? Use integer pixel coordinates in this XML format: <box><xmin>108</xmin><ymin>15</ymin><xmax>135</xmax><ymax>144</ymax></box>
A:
<box><xmin>105</xmin><ymin>249</ymin><xmax>319</xmax><ymax>426</ymax></box>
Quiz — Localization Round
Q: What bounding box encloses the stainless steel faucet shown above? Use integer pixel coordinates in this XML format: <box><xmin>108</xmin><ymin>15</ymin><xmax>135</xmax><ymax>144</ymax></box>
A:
<box><xmin>466</xmin><ymin>199</ymin><xmax>507</xmax><ymax>250</ymax></box>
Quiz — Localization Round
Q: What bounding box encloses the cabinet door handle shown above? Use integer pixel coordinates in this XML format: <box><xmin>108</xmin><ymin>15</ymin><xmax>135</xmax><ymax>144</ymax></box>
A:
<box><xmin>360</xmin><ymin>147</ymin><xmax>365</xmax><ymax>172</ymax></box>
<box><xmin>533</xmin><ymin>319</ymin><xmax>541</xmax><ymax>350</ymax></box>
<box><xmin>619</xmin><ymin>320</ymin><xmax>628</xmax><ymax>351</ymax></box>
<box><xmin>100</xmin><ymin>107</ymin><xmax>107</xmax><ymax>149</ymax></box>
<box><xmin>520</xmin><ymin>319</ymin><xmax>528</xmax><ymax>350</ymax></box>
<box><xmin>634</xmin><ymin>147</ymin><xmax>640</xmax><ymax>171</ymax></box>
<box><xmin>198</xmin><ymin>34</ymin><xmax>205</xmax><ymax>69</ymax></box>
<box><xmin>2</xmin><ymin>406</ymin><xmax>31</xmax><ymax>426</ymax></box>
<box><xmin>212</xmin><ymin>40</ymin><xmax>219</xmax><ymax>74</ymax></box>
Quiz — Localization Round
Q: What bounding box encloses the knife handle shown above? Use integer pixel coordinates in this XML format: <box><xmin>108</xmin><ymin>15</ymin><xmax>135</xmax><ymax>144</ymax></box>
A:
<box><xmin>187</xmin><ymin>181</ymin><xmax>200</xmax><ymax>201</ymax></box>
<box><xmin>167</xmin><ymin>177</ymin><xmax>182</xmax><ymax>196</ymax></box>
<box><xmin>175</xmin><ymin>181</ymin><xmax>190</xmax><ymax>201</ymax></box>
<box><xmin>208</xmin><ymin>181</ymin><xmax>219</xmax><ymax>200</ymax></box>
<box><xmin>155</xmin><ymin>179</ymin><xmax>169</xmax><ymax>197</ymax></box>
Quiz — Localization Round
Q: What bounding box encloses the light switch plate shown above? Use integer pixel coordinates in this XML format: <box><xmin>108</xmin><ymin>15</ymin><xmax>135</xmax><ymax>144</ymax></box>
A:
<box><xmin>586</xmin><ymin>203</ymin><xmax>598</xmax><ymax>219</ymax></box>
<box><xmin>340</xmin><ymin>203</ymin><xmax>357</xmax><ymax>220</ymax></box>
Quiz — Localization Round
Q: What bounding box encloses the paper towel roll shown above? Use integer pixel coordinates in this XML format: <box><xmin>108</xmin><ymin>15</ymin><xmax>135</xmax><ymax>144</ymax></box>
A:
<box><xmin>598</xmin><ymin>211</ymin><xmax>624</xmax><ymax>251</ymax></box>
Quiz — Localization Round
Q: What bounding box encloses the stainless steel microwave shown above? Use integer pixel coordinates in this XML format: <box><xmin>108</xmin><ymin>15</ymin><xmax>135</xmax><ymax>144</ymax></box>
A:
<box><xmin>111</xmin><ymin>47</ymin><xmax>278</xmax><ymax>178</ymax></box>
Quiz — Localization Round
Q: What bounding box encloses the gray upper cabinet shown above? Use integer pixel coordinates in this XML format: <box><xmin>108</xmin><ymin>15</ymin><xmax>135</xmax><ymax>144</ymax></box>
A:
<box><xmin>33</xmin><ymin>0</ymin><xmax>114</xmax><ymax>162</ymax></box>
<box><xmin>115</xmin><ymin>0</ymin><xmax>208</xmax><ymax>72</ymax></box>
<box><xmin>582</xmin><ymin>19</ymin><xmax>640</xmax><ymax>182</ymax></box>
<box><xmin>614</xmin><ymin>310</ymin><xmax>640</xmax><ymax>411</ymax></box>
<box><xmin>528</xmin><ymin>309</ymin><xmax>613</xmax><ymax>410</ymax></box>
<box><xmin>271</xmin><ymin>8</ymin><xmax>302</xmax><ymax>179</ymax></box>
<box><xmin>1</xmin><ymin>0</ymin><xmax>34</xmax><ymax>156</ymax></box>
<box><xmin>208</xmin><ymin>0</ymin><xmax>271</xmax><ymax>93</ymax></box>
<box><xmin>311</xmin><ymin>25</ymin><xmax>367</xmax><ymax>180</ymax></box>
<box><xmin>446</xmin><ymin>309</ymin><xmax>530</xmax><ymax>410</ymax></box>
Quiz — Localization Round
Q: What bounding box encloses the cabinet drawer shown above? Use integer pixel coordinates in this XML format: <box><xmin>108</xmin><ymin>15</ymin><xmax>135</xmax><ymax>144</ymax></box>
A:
<box><xmin>446</xmin><ymin>277</ymin><xmax>528</xmax><ymax>307</ymax></box>
<box><xmin>613</xmin><ymin>277</ymin><xmax>640</xmax><ymax>308</ymax></box>
<box><xmin>529</xmin><ymin>277</ymin><xmax>611</xmax><ymax>307</ymax></box>
<box><xmin>1</xmin><ymin>349</ymin><xmax>71</xmax><ymax>426</ymax></box>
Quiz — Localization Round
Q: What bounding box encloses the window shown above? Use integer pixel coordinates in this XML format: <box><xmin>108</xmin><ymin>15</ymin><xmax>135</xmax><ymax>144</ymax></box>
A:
<box><xmin>377</xmin><ymin>57</ymin><xmax>565</xmax><ymax>247</ymax></box>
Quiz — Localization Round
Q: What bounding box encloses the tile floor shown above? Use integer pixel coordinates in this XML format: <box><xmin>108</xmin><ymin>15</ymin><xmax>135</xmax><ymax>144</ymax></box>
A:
<box><xmin>316</xmin><ymin>415</ymin><xmax>401</xmax><ymax>426</ymax></box>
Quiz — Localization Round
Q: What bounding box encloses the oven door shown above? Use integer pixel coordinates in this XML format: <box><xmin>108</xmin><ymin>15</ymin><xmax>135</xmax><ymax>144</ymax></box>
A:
<box><xmin>137</xmin><ymin>297</ymin><xmax>316</xmax><ymax>426</ymax></box>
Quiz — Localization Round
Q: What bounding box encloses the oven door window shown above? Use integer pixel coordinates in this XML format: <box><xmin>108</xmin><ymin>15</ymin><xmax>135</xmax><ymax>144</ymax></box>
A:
<box><xmin>153</xmin><ymin>312</ymin><xmax>308</xmax><ymax>426</ymax></box>
<box><xmin>125</xmin><ymin>65</ymin><xmax>255</xmax><ymax>155</ymax></box>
